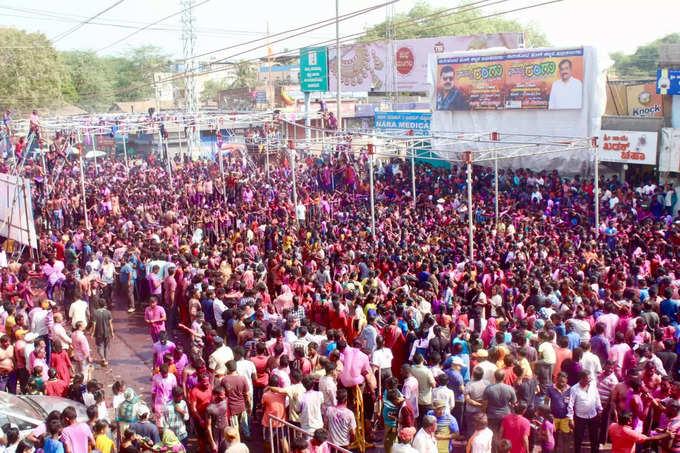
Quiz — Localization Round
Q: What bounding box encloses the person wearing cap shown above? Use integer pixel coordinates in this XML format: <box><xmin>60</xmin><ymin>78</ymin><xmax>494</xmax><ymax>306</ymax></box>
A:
<box><xmin>128</xmin><ymin>404</ymin><xmax>160</xmax><ymax>445</ymax></box>
<box><xmin>426</xmin><ymin>398</ymin><xmax>460</xmax><ymax>453</ymax></box>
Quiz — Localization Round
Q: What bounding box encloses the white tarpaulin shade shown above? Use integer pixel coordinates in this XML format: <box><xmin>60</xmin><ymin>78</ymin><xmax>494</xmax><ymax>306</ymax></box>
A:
<box><xmin>0</xmin><ymin>174</ymin><xmax>37</xmax><ymax>249</ymax></box>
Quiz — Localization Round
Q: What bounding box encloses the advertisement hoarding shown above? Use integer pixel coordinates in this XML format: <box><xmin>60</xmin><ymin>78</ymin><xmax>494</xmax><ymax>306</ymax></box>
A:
<box><xmin>374</xmin><ymin>111</ymin><xmax>432</xmax><ymax>135</ymax></box>
<box><xmin>657</xmin><ymin>69</ymin><xmax>680</xmax><ymax>95</ymax></box>
<box><xmin>328</xmin><ymin>33</ymin><xmax>523</xmax><ymax>93</ymax></box>
<box><xmin>436</xmin><ymin>48</ymin><xmax>584</xmax><ymax>111</ymax></box>
<box><xmin>598</xmin><ymin>130</ymin><xmax>658</xmax><ymax>166</ymax></box>
<box><xmin>300</xmin><ymin>47</ymin><xmax>328</xmax><ymax>92</ymax></box>
<box><xmin>626</xmin><ymin>83</ymin><xmax>663</xmax><ymax>117</ymax></box>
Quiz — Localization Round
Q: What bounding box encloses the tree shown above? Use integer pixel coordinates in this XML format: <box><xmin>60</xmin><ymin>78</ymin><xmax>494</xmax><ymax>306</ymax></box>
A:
<box><xmin>360</xmin><ymin>1</ymin><xmax>549</xmax><ymax>47</ymax></box>
<box><xmin>230</xmin><ymin>61</ymin><xmax>257</xmax><ymax>90</ymax></box>
<box><xmin>61</xmin><ymin>51</ymin><xmax>115</xmax><ymax>112</ymax></box>
<box><xmin>108</xmin><ymin>45</ymin><xmax>170</xmax><ymax>101</ymax></box>
<box><xmin>0</xmin><ymin>27</ymin><xmax>71</xmax><ymax>112</ymax></box>
<box><xmin>610</xmin><ymin>33</ymin><xmax>680</xmax><ymax>78</ymax></box>
<box><xmin>200</xmin><ymin>78</ymin><xmax>231</xmax><ymax>104</ymax></box>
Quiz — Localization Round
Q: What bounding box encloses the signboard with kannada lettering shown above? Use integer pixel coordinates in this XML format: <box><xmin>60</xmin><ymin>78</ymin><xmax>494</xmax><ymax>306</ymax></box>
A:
<box><xmin>598</xmin><ymin>130</ymin><xmax>658</xmax><ymax>166</ymax></box>
<box><xmin>300</xmin><ymin>47</ymin><xmax>328</xmax><ymax>92</ymax></box>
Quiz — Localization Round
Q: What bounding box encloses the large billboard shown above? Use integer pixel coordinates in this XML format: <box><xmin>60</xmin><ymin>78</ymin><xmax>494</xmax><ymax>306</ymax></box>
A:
<box><xmin>435</xmin><ymin>47</ymin><xmax>584</xmax><ymax>111</ymax></box>
<box><xmin>327</xmin><ymin>33</ymin><xmax>523</xmax><ymax>93</ymax></box>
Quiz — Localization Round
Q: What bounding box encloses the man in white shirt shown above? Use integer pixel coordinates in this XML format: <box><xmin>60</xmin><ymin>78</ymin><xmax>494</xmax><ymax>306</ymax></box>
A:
<box><xmin>548</xmin><ymin>59</ymin><xmax>583</xmax><ymax>110</ymax></box>
<box><xmin>69</xmin><ymin>296</ymin><xmax>89</xmax><ymax>330</ymax></box>
<box><xmin>568</xmin><ymin>371</ymin><xmax>602</xmax><ymax>453</ymax></box>
<box><xmin>295</xmin><ymin>375</ymin><xmax>324</xmax><ymax>434</ymax></box>
<box><xmin>295</xmin><ymin>203</ymin><xmax>306</xmax><ymax>224</ymax></box>
<box><xmin>412</xmin><ymin>415</ymin><xmax>438</xmax><ymax>453</ymax></box>
<box><xmin>579</xmin><ymin>341</ymin><xmax>603</xmax><ymax>380</ymax></box>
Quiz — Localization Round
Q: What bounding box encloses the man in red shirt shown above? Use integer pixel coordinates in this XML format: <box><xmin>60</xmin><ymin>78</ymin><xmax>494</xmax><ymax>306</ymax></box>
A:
<box><xmin>221</xmin><ymin>360</ymin><xmax>251</xmax><ymax>440</ymax></box>
<box><xmin>45</xmin><ymin>368</ymin><xmax>68</xmax><ymax>397</ymax></box>
<box><xmin>250</xmin><ymin>342</ymin><xmax>270</xmax><ymax>405</ymax></box>
<box><xmin>262</xmin><ymin>374</ymin><xmax>287</xmax><ymax>451</ymax></box>
<box><xmin>499</xmin><ymin>401</ymin><xmax>531</xmax><ymax>453</ymax></box>
<box><xmin>189</xmin><ymin>373</ymin><xmax>212</xmax><ymax>453</ymax></box>
<box><xmin>608</xmin><ymin>410</ymin><xmax>666</xmax><ymax>453</ymax></box>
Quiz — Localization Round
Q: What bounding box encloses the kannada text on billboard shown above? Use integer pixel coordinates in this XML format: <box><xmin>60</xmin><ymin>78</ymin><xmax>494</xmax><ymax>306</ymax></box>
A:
<box><xmin>436</xmin><ymin>47</ymin><xmax>584</xmax><ymax>111</ymax></box>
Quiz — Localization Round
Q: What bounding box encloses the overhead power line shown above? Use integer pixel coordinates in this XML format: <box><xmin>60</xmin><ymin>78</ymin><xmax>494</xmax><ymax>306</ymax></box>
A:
<box><xmin>50</xmin><ymin>0</ymin><xmax>126</xmax><ymax>43</ymax></box>
<box><xmin>96</xmin><ymin>0</ymin><xmax>212</xmax><ymax>53</ymax></box>
<box><xmin>5</xmin><ymin>0</ymin><xmax>559</xmax><ymax>104</ymax></box>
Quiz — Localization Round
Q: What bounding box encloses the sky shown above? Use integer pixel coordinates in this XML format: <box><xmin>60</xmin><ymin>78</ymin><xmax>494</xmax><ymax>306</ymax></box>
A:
<box><xmin>0</xmin><ymin>0</ymin><xmax>677</xmax><ymax>62</ymax></box>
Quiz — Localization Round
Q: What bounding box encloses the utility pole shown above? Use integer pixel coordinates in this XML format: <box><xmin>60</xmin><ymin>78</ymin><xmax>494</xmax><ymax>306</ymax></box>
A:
<box><xmin>335</xmin><ymin>0</ymin><xmax>341</xmax><ymax>130</ymax></box>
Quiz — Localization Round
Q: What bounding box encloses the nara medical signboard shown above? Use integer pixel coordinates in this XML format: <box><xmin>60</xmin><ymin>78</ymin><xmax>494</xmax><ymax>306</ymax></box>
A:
<box><xmin>598</xmin><ymin>130</ymin><xmax>658</xmax><ymax>166</ymax></box>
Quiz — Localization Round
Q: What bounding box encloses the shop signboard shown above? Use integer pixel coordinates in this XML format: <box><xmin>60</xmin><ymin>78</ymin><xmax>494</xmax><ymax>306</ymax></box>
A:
<box><xmin>435</xmin><ymin>47</ymin><xmax>584</xmax><ymax>111</ymax></box>
<box><xmin>300</xmin><ymin>47</ymin><xmax>328</xmax><ymax>92</ymax></box>
<box><xmin>374</xmin><ymin>111</ymin><xmax>431</xmax><ymax>135</ymax></box>
<box><xmin>598</xmin><ymin>130</ymin><xmax>658</xmax><ymax>166</ymax></box>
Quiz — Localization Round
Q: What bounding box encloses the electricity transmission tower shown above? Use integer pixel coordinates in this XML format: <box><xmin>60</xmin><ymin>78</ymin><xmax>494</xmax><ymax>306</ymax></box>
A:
<box><xmin>181</xmin><ymin>0</ymin><xmax>199</xmax><ymax>156</ymax></box>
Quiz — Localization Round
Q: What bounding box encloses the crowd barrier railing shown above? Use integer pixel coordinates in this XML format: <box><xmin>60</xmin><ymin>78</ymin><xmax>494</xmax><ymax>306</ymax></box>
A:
<box><xmin>266</xmin><ymin>415</ymin><xmax>352</xmax><ymax>453</ymax></box>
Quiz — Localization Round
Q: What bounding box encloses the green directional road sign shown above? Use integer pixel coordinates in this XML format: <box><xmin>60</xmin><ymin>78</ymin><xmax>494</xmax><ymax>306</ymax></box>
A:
<box><xmin>300</xmin><ymin>46</ymin><xmax>328</xmax><ymax>92</ymax></box>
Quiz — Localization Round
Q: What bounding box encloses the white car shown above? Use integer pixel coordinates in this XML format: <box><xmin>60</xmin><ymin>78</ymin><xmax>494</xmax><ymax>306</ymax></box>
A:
<box><xmin>0</xmin><ymin>392</ymin><xmax>88</xmax><ymax>438</ymax></box>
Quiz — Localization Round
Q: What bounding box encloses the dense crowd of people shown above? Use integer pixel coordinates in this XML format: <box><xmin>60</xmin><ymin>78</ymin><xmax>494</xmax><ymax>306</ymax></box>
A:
<box><xmin>0</xmin><ymin>114</ymin><xmax>679</xmax><ymax>453</ymax></box>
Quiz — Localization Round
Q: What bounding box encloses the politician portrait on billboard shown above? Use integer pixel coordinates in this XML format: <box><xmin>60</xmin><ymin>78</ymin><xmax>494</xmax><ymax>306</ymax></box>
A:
<box><xmin>548</xmin><ymin>58</ymin><xmax>583</xmax><ymax>109</ymax></box>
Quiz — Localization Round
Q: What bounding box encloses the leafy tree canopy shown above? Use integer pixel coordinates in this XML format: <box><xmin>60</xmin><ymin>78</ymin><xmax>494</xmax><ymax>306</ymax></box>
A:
<box><xmin>360</xmin><ymin>1</ymin><xmax>549</xmax><ymax>47</ymax></box>
<box><xmin>0</xmin><ymin>27</ymin><xmax>71</xmax><ymax>113</ymax></box>
<box><xmin>610</xmin><ymin>33</ymin><xmax>680</xmax><ymax>78</ymax></box>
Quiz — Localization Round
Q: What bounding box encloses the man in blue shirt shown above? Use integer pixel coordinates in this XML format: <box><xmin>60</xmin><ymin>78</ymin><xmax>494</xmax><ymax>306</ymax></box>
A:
<box><xmin>120</xmin><ymin>257</ymin><xmax>137</xmax><ymax>313</ymax></box>
<box><xmin>660</xmin><ymin>286</ymin><xmax>679</xmax><ymax>320</ymax></box>
<box><xmin>436</xmin><ymin>66</ymin><xmax>469</xmax><ymax>111</ymax></box>
<box><xmin>545</xmin><ymin>372</ymin><xmax>572</xmax><ymax>451</ymax></box>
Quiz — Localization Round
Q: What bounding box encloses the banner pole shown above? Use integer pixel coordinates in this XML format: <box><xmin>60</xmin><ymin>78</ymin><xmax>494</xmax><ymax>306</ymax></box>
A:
<box><xmin>410</xmin><ymin>141</ymin><xmax>416</xmax><ymax>208</ymax></box>
<box><xmin>495</xmin><ymin>150</ymin><xmax>499</xmax><ymax>227</ymax></box>
<box><xmin>369</xmin><ymin>149</ymin><xmax>376</xmax><ymax>239</ymax></box>
<box><xmin>467</xmin><ymin>160</ymin><xmax>474</xmax><ymax>261</ymax></box>
<box><xmin>594</xmin><ymin>138</ymin><xmax>600</xmax><ymax>232</ymax></box>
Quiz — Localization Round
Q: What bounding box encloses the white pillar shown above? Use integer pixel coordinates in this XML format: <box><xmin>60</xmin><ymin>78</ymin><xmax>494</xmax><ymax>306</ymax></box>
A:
<box><xmin>304</xmin><ymin>92</ymin><xmax>311</xmax><ymax>142</ymax></box>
